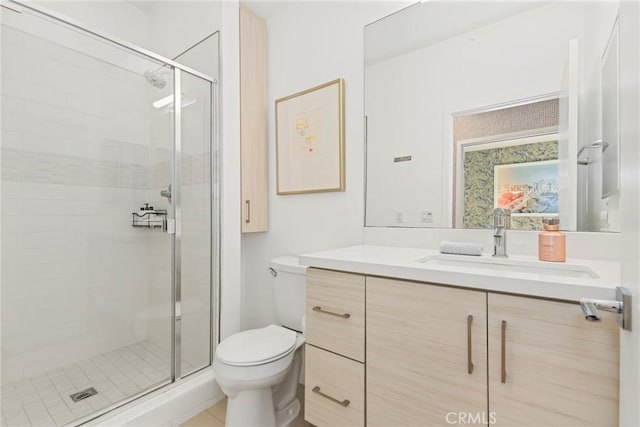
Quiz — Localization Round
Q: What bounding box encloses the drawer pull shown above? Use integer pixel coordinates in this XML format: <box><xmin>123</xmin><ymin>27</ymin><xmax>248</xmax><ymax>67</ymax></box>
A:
<box><xmin>467</xmin><ymin>315</ymin><xmax>474</xmax><ymax>374</ymax></box>
<box><xmin>312</xmin><ymin>306</ymin><xmax>351</xmax><ymax>319</ymax></box>
<box><xmin>501</xmin><ymin>320</ymin><xmax>507</xmax><ymax>383</ymax></box>
<box><xmin>312</xmin><ymin>386</ymin><xmax>350</xmax><ymax>407</ymax></box>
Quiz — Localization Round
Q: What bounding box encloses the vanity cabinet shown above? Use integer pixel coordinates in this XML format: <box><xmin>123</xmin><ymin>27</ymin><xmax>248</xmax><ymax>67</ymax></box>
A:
<box><xmin>367</xmin><ymin>277</ymin><xmax>488</xmax><ymax>426</ymax></box>
<box><xmin>239</xmin><ymin>5</ymin><xmax>268</xmax><ymax>233</ymax></box>
<box><xmin>305</xmin><ymin>268</ymin><xmax>365</xmax><ymax>427</ymax></box>
<box><xmin>305</xmin><ymin>269</ymin><xmax>620</xmax><ymax>427</ymax></box>
<box><xmin>488</xmin><ymin>293</ymin><xmax>619</xmax><ymax>426</ymax></box>
<box><xmin>305</xmin><ymin>345</ymin><xmax>365</xmax><ymax>427</ymax></box>
<box><xmin>306</xmin><ymin>268</ymin><xmax>365</xmax><ymax>362</ymax></box>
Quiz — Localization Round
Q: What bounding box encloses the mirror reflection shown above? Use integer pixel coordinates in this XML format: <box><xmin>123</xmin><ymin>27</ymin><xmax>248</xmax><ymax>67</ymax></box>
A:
<box><xmin>364</xmin><ymin>1</ymin><xmax>621</xmax><ymax>232</ymax></box>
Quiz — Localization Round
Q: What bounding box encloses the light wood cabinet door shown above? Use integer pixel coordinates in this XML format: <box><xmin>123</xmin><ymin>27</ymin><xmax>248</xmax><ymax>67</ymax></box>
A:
<box><xmin>239</xmin><ymin>5</ymin><xmax>267</xmax><ymax>233</ymax></box>
<box><xmin>306</xmin><ymin>268</ymin><xmax>365</xmax><ymax>362</ymax></box>
<box><xmin>305</xmin><ymin>345</ymin><xmax>365</xmax><ymax>427</ymax></box>
<box><xmin>488</xmin><ymin>293</ymin><xmax>619</xmax><ymax>427</ymax></box>
<box><xmin>367</xmin><ymin>277</ymin><xmax>488</xmax><ymax>426</ymax></box>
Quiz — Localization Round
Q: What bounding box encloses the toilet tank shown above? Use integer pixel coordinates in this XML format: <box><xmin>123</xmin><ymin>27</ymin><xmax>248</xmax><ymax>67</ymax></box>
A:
<box><xmin>270</xmin><ymin>256</ymin><xmax>307</xmax><ymax>333</ymax></box>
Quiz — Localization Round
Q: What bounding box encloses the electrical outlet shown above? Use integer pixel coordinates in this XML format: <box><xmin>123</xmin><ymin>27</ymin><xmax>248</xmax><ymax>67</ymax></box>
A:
<box><xmin>395</xmin><ymin>211</ymin><xmax>404</xmax><ymax>223</ymax></box>
<box><xmin>421</xmin><ymin>210</ymin><xmax>434</xmax><ymax>223</ymax></box>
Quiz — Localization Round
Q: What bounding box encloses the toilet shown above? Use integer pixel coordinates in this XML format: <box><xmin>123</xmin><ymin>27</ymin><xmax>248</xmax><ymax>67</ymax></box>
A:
<box><xmin>213</xmin><ymin>256</ymin><xmax>307</xmax><ymax>427</ymax></box>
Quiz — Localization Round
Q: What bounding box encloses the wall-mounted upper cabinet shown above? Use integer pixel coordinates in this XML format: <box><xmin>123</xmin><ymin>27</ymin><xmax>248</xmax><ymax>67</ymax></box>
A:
<box><xmin>240</xmin><ymin>5</ymin><xmax>268</xmax><ymax>233</ymax></box>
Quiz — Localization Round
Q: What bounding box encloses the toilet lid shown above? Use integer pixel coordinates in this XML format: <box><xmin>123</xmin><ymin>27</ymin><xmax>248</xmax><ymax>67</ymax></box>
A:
<box><xmin>216</xmin><ymin>325</ymin><xmax>297</xmax><ymax>366</ymax></box>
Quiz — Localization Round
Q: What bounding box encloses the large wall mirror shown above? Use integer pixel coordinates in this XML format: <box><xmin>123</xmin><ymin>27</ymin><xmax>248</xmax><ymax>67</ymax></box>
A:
<box><xmin>364</xmin><ymin>1</ymin><xmax>621</xmax><ymax>232</ymax></box>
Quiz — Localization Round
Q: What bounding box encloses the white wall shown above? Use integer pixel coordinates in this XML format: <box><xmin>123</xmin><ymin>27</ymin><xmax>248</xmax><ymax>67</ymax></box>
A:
<box><xmin>617</xmin><ymin>1</ymin><xmax>640</xmax><ymax>425</ymax></box>
<box><xmin>219</xmin><ymin>0</ymin><xmax>242</xmax><ymax>339</ymax></box>
<box><xmin>145</xmin><ymin>1</ymin><xmax>221</xmax><ymax>62</ymax></box>
<box><xmin>240</xmin><ymin>1</ymin><xmax>407</xmax><ymax>329</ymax></box>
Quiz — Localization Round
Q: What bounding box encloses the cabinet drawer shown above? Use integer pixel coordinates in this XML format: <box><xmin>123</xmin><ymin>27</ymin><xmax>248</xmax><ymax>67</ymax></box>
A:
<box><xmin>305</xmin><ymin>345</ymin><xmax>364</xmax><ymax>427</ymax></box>
<box><xmin>306</xmin><ymin>268</ymin><xmax>365</xmax><ymax>361</ymax></box>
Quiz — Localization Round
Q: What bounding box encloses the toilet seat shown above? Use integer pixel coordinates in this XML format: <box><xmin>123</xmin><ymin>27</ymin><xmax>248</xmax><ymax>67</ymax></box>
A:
<box><xmin>216</xmin><ymin>325</ymin><xmax>297</xmax><ymax>367</ymax></box>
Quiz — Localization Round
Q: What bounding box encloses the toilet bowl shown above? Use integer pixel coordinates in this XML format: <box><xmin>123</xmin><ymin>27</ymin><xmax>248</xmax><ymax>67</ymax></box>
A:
<box><xmin>213</xmin><ymin>254</ymin><xmax>308</xmax><ymax>427</ymax></box>
<box><xmin>214</xmin><ymin>325</ymin><xmax>305</xmax><ymax>427</ymax></box>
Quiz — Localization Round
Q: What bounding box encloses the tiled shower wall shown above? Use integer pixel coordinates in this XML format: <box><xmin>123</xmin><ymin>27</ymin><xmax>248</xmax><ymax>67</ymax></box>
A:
<box><xmin>1</xmin><ymin>25</ymin><xmax>164</xmax><ymax>384</ymax></box>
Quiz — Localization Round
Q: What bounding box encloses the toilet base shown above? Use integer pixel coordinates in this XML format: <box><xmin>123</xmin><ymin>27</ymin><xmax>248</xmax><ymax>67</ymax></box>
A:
<box><xmin>222</xmin><ymin>346</ymin><xmax>304</xmax><ymax>427</ymax></box>
<box><xmin>226</xmin><ymin>387</ymin><xmax>277</xmax><ymax>427</ymax></box>
<box><xmin>226</xmin><ymin>391</ymin><xmax>301</xmax><ymax>427</ymax></box>
<box><xmin>276</xmin><ymin>398</ymin><xmax>300</xmax><ymax>427</ymax></box>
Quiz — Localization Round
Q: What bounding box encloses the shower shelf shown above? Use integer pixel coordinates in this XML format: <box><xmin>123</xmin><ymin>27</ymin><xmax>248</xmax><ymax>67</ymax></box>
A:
<box><xmin>132</xmin><ymin>209</ymin><xmax>167</xmax><ymax>230</ymax></box>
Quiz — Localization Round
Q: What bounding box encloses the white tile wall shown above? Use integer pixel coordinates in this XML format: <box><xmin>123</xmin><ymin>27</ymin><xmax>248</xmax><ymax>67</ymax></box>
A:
<box><xmin>1</xmin><ymin>24</ymin><xmax>163</xmax><ymax>385</ymax></box>
<box><xmin>2</xmin><ymin>12</ymin><xmax>213</xmax><ymax>400</ymax></box>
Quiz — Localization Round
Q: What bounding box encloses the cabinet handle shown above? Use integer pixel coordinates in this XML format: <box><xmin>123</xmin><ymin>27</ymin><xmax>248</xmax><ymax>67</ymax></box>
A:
<box><xmin>467</xmin><ymin>315</ymin><xmax>474</xmax><ymax>374</ymax></box>
<box><xmin>245</xmin><ymin>200</ymin><xmax>251</xmax><ymax>224</ymax></box>
<box><xmin>501</xmin><ymin>320</ymin><xmax>507</xmax><ymax>383</ymax></box>
<box><xmin>312</xmin><ymin>306</ymin><xmax>351</xmax><ymax>319</ymax></box>
<box><xmin>312</xmin><ymin>386</ymin><xmax>350</xmax><ymax>407</ymax></box>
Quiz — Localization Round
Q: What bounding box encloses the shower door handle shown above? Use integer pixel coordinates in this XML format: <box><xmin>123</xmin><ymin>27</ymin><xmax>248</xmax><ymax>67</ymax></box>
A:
<box><xmin>164</xmin><ymin>218</ymin><xmax>176</xmax><ymax>234</ymax></box>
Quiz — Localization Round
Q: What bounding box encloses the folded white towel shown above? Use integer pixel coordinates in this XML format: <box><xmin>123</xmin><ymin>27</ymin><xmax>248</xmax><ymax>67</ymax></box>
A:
<box><xmin>439</xmin><ymin>241</ymin><xmax>483</xmax><ymax>256</ymax></box>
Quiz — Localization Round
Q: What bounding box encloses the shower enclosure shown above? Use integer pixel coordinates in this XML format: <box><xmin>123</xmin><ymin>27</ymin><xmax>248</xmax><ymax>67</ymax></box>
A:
<box><xmin>1</xmin><ymin>2</ymin><xmax>218</xmax><ymax>426</ymax></box>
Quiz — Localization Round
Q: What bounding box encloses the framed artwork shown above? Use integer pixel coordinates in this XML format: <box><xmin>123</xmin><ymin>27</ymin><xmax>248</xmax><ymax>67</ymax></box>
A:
<box><xmin>494</xmin><ymin>160</ymin><xmax>559</xmax><ymax>216</ymax></box>
<box><xmin>275</xmin><ymin>78</ymin><xmax>345</xmax><ymax>195</ymax></box>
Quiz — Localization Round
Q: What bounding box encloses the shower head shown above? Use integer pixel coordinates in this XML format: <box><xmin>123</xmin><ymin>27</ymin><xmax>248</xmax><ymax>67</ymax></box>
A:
<box><xmin>144</xmin><ymin>69</ymin><xmax>169</xmax><ymax>89</ymax></box>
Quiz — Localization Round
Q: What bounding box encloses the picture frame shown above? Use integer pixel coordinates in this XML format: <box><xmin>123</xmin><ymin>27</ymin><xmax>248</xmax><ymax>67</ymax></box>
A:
<box><xmin>494</xmin><ymin>160</ymin><xmax>559</xmax><ymax>217</ymax></box>
<box><xmin>275</xmin><ymin>78</ymin><xmax>345</xmax><ymax>195</ymax></box>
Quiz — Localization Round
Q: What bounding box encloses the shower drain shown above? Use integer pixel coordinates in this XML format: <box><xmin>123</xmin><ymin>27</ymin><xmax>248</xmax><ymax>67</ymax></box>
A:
<box><xmin>70</xmin><ymin>387</ymin><xmax>98</xmax><ymax>402</ymax></box>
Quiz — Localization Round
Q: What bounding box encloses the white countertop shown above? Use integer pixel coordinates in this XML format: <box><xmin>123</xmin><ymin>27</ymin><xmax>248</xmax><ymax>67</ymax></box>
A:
<box><xmin>299</xmin><ymin>245</ymin><xmax>620</xmax><ymax>301</ymax></box>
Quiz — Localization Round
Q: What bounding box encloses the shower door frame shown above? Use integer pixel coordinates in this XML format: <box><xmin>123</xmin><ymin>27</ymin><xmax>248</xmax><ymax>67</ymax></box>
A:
<box><xmin>3</xmin><ymin>0</ymin><xmax>221</xmax><ymax>424</ymax></box>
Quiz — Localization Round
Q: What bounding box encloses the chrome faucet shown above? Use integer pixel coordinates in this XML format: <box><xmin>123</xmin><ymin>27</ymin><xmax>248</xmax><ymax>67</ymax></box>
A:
<box><xmin>493</xmin><ymin>208</ymin><xmax>511</xmax><ymax>258</ymax></box>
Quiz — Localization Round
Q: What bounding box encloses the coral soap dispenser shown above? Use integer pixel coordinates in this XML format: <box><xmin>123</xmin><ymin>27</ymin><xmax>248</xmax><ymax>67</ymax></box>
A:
<box><xmin>539</xmin><ymin>217</ymin><xmax>566</xmax><ymax>262</ymax></box>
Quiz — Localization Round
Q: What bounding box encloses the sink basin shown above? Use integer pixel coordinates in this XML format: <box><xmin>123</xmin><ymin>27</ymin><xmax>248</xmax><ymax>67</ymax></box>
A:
<box><xmin>416</xmin><ymin>255</ymin><xmax>598</xmax><ymax>279</ymax></box>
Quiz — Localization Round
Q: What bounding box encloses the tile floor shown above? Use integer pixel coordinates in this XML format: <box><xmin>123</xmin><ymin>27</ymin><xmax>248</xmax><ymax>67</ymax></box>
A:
<box><xmin>0</xmin><ymin>341</ymin><xmax>190</xmax><ymax>427</ymax></box>
<box><xmin>181</xmin><ymin>384</ymin><xmax>312</xmax><ymax>427</ymax></box>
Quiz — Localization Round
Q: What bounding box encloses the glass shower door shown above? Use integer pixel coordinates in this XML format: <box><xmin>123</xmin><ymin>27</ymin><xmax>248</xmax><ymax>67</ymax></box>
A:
<box><xmin>1</xmin><ymin>7</ymin><xmax>176</xmax><ymax>426</ymax></box>
<box><xmin>178</xmin><ymin>71</ymin><xmax>213</xmax><ymax>377</ymax></box>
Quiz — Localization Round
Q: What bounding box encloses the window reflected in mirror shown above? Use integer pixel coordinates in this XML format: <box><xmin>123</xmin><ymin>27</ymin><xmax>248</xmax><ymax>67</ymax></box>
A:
<box><xmin>454</xmin><ymin>98</ymin><xmax>559</xmax><ymax>231</ymax></box>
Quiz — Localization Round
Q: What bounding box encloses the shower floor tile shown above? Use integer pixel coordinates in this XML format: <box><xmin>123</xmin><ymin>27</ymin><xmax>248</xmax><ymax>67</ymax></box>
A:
<box><xmin>0</xmin><ymin>341</ymin><xmax>186</xmax><ymax>427</ymax></box>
